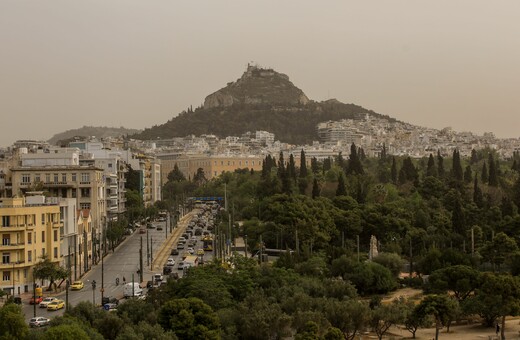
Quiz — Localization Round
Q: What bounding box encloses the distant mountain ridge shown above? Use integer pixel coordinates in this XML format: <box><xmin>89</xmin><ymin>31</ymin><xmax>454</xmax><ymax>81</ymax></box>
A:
<box><xmin>48</xmin><ymin>126</ymin><xmax>141</xmax><ymax>145</ymax></box>
<box><xmin>135</xmin><ymin>64</ymin><xmax>396</xmax><ymax>144</ymax></box>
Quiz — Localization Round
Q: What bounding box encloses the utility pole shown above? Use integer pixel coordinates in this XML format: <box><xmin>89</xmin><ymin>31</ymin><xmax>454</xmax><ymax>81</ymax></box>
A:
<box><xmin>409</xmin><ymin>237</ymin><xmax>413</xmax><ymax>276</ymax></box>
<box><xmin>74</xmin><ymin>236</ymin><xmax>77</xmax><ymax>281</ymax></box>
<box><xmin>132</xmin><ymin>274</ymin><xmax>134</xmax><ymax>297</ymax></box>
<box><xmin>146</xmin><ymin>230</ymin><xmax>150</xmax><ymax>266</ymax></box>
<box><xmin>140</xmin><ymin>236</ymin><xmax>144</xmax><ymax>282</ymax></box>
<box><xmin>32</xmin><ymin>270</ymin><xmax>36</xmax><ymax>317</ymax></box>
<box><xmin>101</xmin><ymin>243</ymin><xmax>104</xmax><ymax>304</ymax></box>
<box><xmin>150</xmin><ymin>237</ymin><xmax>153</xmax><ymax>270</ymax></box>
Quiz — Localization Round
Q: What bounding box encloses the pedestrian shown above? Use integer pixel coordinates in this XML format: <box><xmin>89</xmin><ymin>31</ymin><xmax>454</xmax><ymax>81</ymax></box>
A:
<box><xmin>123</xmin><ymin>276</ymin><xmax>126</xmax><ymax>284</ymax></box>
<box><xmin>496</xmin><ymin>323</ymin><xmax>500</xmax><ymax>335</ymax></box>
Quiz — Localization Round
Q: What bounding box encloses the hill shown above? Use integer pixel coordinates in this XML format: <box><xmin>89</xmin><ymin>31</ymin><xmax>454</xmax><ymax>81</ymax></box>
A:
<box><xmin>135</xmin><ymin>64</ymin><xmax>395</xmax><ymax>144</ymax></box>
<box><xmin>48</xmin><ymin>126</ymin><xmax>141</xmax><ymax>146</ymax></box>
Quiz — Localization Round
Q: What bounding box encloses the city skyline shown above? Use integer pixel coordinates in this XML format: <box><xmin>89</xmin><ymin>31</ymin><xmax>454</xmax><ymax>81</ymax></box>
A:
<box><xmin>1</xmin><ymin>1</ymin><xmax>519</xmax><ymax>147</ymax></box>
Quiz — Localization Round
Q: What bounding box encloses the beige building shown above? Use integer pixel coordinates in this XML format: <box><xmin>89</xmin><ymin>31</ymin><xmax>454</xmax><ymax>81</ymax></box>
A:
<box><xmin>0</xmin><ymin>196</ymin><xmax>61</xmax><ymax>295</ymax></box>
<box><xmin>157</xmin><ymin>154</ymin><xmax>264</xmax><ymax>184</ymax></box>
<box><xmin>76</xmin><ymin>209</ymin><xmax>93</xmax><ymax>278</ymax></box>
<box><xmin>10</xmin><ymin>166</ymin><xmax>106</xmax><ymax>264</ymax></box>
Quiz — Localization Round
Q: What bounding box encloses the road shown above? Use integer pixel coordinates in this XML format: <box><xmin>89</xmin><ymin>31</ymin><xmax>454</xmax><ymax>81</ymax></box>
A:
<box><xmin>22</xmin><ymin>211</ymin><xmax>198</xmax><ymax>322</ymax></box>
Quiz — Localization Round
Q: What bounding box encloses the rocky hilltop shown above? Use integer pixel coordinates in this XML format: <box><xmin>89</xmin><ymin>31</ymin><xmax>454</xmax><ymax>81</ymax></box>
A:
<box><xmin>135</xmin><ymin>65</ymin><xmax>393</xmax><ymax>144</ymax></box>
<box><xmin>203</xmin><ymin>64</ymin><xmax>309</xmax><ymax>109</ymax></box>
<box><xmin>48</xmin><ymin>126</ymin><xmax>141</xmax><ymax>146</ymax></box>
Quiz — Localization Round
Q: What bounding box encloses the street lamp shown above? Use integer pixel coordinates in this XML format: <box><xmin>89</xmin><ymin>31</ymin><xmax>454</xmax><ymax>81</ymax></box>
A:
<box><xmin>91</xmin><ymin>280</ymin><xmax>96</xmax><ymax>305</ymax></box>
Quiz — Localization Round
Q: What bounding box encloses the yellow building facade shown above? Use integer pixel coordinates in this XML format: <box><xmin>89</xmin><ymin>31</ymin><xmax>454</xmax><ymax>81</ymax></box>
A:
<box><xmin>0</xmin><ymin>197</ymin><xmax>61</xmax><ymax>295</ymax></box>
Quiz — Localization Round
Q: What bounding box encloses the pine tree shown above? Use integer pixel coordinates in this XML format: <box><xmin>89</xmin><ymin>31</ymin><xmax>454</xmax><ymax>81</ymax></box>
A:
<box><xmin>391</xmin><ymin>157</ymin><xmax>397</xmax><ymax>184</ymax></box>
<box><xmin>488</xmin><ymin>153</ymin><xmax>498</xmax><ymax>186</ymax></box>
<box><xmin>167</xmin><ymin>163</ymin><xmax>186</xmax><ymax>182</ymax></box>
<box><xmin>336</xmin><ymin>152</ymin><xmax>345</xmax><ymax>169</ymax></box>
<box><xmin>437</xmin><ymin>150</ymin><xmax>445</xmax><ymax>178</ymax></box>
<box><xmin>323</xmin><ymin>157</ymin><xmax>332</xmax><ymax>173</ymax></box>
<box><xmin>312</xmin><ymin>178</ymin><xmax>320</xmax><ymax>199</ymax></box>
<box><xmin>481</xmin><ymin>162</ymin><xmax>488</xmax><ymax>183</ymax></box>
<box><xmin>336</xmin><ymin>172</ymin><xmax>347</xmax><ymax>196</ymax></box>
<box><xmin>426</xmin><ymin>153</ymin><xmax>437</xmax><ymax>177</ymax></box>
<box><xmin>463</xmin><ymin>165</ymin><xmax>472</xmax><ymax>184</ymax></box>
<box><xmin>470</xmin><ymin>149</ymin><xmax>478</xmax><ymax>164</ymax></box>
<box><xmin>311</xmin><ymin>157</ymin><xmax>319</xmax><ymax>174</ymax></box>
<box><xmin>299</xmin><ymin>150</ymin><xmax>307</xmax><ymax>178</ymax></box>
<box><xmin>452</xmin><ymin>149</ymin><xmax>463</xmax><ymax>181</ymax></box>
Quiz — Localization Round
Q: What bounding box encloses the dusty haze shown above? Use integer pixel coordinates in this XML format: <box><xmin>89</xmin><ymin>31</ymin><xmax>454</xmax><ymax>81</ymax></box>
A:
<box><xmin>1</xmin><ymin>1</ymin><xmax>519</xmax><ymax>147</ymax></box>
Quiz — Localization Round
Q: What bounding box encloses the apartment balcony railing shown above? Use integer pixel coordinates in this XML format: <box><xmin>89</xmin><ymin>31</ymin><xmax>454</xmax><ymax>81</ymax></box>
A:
<box><xmin>0</xmin><ymin>261</ymin><xmax>26</xmax><ymax>269</ymax></box>
<box><xmin>0</xmin><ymin>242</ymin><xmax>26</xmax><ymax>250</ymax></box>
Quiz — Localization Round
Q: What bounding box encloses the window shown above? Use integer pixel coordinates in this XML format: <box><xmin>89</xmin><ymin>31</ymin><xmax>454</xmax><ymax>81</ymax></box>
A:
<box><xmin>22</xmin><ymin>174</ymin><xmax>31</xmax><ymax>184</ymax></box>
<box><xmin>221</xmin><ymin>161</ymin><xmax>224</xmax><ymax>165</ymax></box>
<box><xmin>53</xmin><ymin>173</ymin><xmax>58</xmax><ymax>183</ymax></box>
<box><xmin>61</xmin><ymin>173</ymin><xmax>66</xmax><ymax>182</ymax></box>
<box><xmin>1</xmin><ymin>216</ymin><xmax>10</xmax><ymax>227</ymax></box>
<box><xmin>41</xmin><ymin>248</ymin><xmax>45</xmax><ymax>257</ymax></box>
<box><xmin>72</xmin><ymin>173</ymin><xmax>77</xmax><ymax>182</ymax></box>
<box><xmin>108</xmin><ymin>163</ymin><xmax>113</xmax><ymax>168</ymax></box>
<box><xmin>54</xmin><ymin>230</ymin><xmax>58</xmax><ymax>242</ymax></box>
<box><xmin>245</xmin><ymin>160</ymin><xmax>248</xmax><ymax>165</ymax></box>
<box><xmin>35</xmin><ymin>174</ymin><xmax>40</xmax><ymax>182</ymax></box>
<box><xmin>2</xmin><ymin>236</ymin><xmax>10</xmax><ymax>246</ymax></box>
<box><xmin>3</xmin><ymin>271</ymin><xmax>10</xmax><ymax>281</ymax></box>
<box><xmin>81</xmin><ymin>188</ymin><xmax>90</xmax><ymax>197</ymax></box>
<box><xmin>41</xmin><ymin>231</ymin><xmax>45</xmax><ymax>243</ymax></box>
<box><xmin>80</xmin><ymin>203</ymin><xmax>91</xmax><ymax>210</ymax></box>
<box><xmin>41</xmin><ymin>214</ymin><xmax>45</xmax><ymax>224</ymax></box>
<box><xmin>2</xmin><ymin>253</ymin><xmax>9</xmax><ymax>264</ymax></box>
<box><xmin>23</xmin><ymin>269</ymin><xmax>27</xmax><ymax>279</ymax></box>
<box><xmin>227</xmin><ymin>161</ymin><xmax>230</xmax><ymax>166</ymax></box>
<box><xmin>252</xmin><ymin>161</ymin><xmax>255</xmax><ymax>166</ymax></box>
<box><xmin>81</xmin><ymin>173</ymin><xmax>90</xmax><ymax>183</ymax></box>
<box><xmin>53</xmin><ymin>247</ymin><xmax>58</xmax><ymax>259</ymax></box>
<box><xmin>28</xmin><ymin>251</ymin><xmax>31</xmax><ymax>262</ymax></box>
<box><xmin>45</xmin><ymin>174</ymin><xmax>50</xmax><ymax>183</ymax></box>
<box><xmin>27</xmin><ymin>233</ymin><xmax>31</xmax><ymax>245</ymax></box>
<box><xmin>72</xmin><ymin>189</ymin><xmax>77</xmax><ymax>198</ymax></box>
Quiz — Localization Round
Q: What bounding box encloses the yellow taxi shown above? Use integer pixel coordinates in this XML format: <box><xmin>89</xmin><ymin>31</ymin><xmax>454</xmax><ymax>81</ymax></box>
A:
<box><xmin>47</xmin><ymin>299</ymin><xmax>65</xmax><ymax>311</ymax></box>
<box><xmin>197</xmin><ymin>249</ymin><xmax>205</xmax><ymax>256</ymax></box>
<box><xmin>70</xmin><ymin>281</ymin><xmax>84</xmax><ymax>290</ymax></box>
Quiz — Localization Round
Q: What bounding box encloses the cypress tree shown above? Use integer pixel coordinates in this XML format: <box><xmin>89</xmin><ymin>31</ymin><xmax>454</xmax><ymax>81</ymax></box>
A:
<box><xmin>299</xmin><ymin>150</ymin><xmax>308</xmax><ymax>178</ymax></box>
<box><xmin>512</xmin><ymin>160</ymin><xmax>518</xmax><ymax>172</ymax></box>
<box><xmin>347</xmin><ymin>143</ymin><xmax>364</xmax><ymax>175</ymax></box>
<box><xmin>312</xmin><ymin>178</ymin><xmax>320</xmax><ymax>199</ymax></box>
<box><xmin>323</xmin><ymin>157</ymin><xmax>332</xmax><ymax>173</ymax></box>
<box><xmin>481</xmin><ymin>162</ymin><xmax>488</xmax><ymax>183</ymax></box>
<box><xmin>391</xmin><ymin>157</ymin><xmax>397</xmax><ymax>184</ymax></box>
<box><xmin>311</xmin><ymin>157</ymin><xmax>319</xmax><ymax>174</ymax></box>
<box><xmin>473</xmin><ymin>176</ymin><xmax>483</xmax><ymax>208</ymax></box>
<box><xmin>470</xmin><ymin>149</ymin><xmax>478</xmax><ymax>164</ymax></box>
<box><xmin>512</xmin><ymin>175</ymin><xmax>520</xmax><ymax>210</ymax></box>
<box><xmin>336</xmin><ymin>152</ymin><xmax>345</xmax><ymax>169</ymax></box>
<box><xmin>452</xmin><ymin>193</ymin><xmax>466</xmax><ymax>236</ymax></box>
<box><xmin>488</xmin><ymin>153</ymin><xmax>498</xmax><ymax>186</ymax></box>
<box><xmin>336</xmin><ymin>172</ymin><xmax>347</xmax><ymax>196</ymax></box>
<box><xmin>426</xmin><ymin>153</ymin><xmax>437</xmax><ymax>177</ymax></box>
<box><xmin>437</xmin><ymin>150</ymin><xmax>445</xmax><ymax>178</ymax></box>
<box><xmin>261</xmin><ymin>159</ymin><xmax>268</xmax><ymax>178</ymax></box>
<box><xmin>381</xmin><ymin>143</ymin><xmax>387</xmax><ymax>160</ymax></box>
<box><xmin>463</xmin><ymin>165</ymin><xmax>472</xmax><ymax>184</ymax></box>
<box><xmin>452</xmin><ymin>149</ymin><xmax>463</xmax><ymax>181</ymax></box>
<box><xmin>277</xmin><ymin>151</ymin><xmax>285</xmax><ymax>179</ymax></box>
<box><xmin>288</xmin><ymin>154</ymin><xmax>297</xmax><ymax>182</ymax></box>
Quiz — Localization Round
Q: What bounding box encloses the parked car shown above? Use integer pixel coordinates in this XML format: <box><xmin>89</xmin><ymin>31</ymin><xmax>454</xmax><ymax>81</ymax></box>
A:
<box><xmin>30</xmin><ymin>296</ymin><xmax>43</xmax><ymax>305</ymax></box>
<box><xmin>70</xmin><ymin>281</ymin><xmax>84</xmax><ymax>290</ymax></box>
<box><xmin>166</xmin><ymin>258</ymin><xmax>176</xmax><ymax>266</ymax></box>
<box><xmin>154</xmin><ymin>273</ymin><xmax>163</xmax><ymax>283</ymax></box>
<box><xmin>163</xmin><ymin>266</ymin><xmax>173</xmax><ymax>275</ymax></box>
<box><xmin>146</xmin><ymin>223</ymin><xmax>155</xmax><ymax>229</ymax></box>
<box><xmin>102</xmin><ymin>296</ymin><xmax>118</xmax><ymax>305</ymax></box>
<box><xmin>157</xmin><ymin>226</ymin><xmax>163</xmax><ymax>231</ymax></box>
<box><xmin>39</xmin><ymin>297</ymin><xmax>57</xmax><ymax>308</ymax></box>
<box><xmin>177</xmin><ymin>261</ymin><xmax>185</xmax><ymax>270</ymax></box>
<box><xmin>47</xmin><ymin>300</ymin><xmax>65</xmax><ymax>311</ymax></box>
<box><xmin>139</xmin><ymin>228</ymin><xmax>146</xmax><ymax>234</ymax></box>
<box><xmin>170</xmin><ymin>248</ymin><xmax>179</xmax><ymax>256</ymax></box>
<box><xmin>103</xmin><ymin>303</ymin><xmax>118</xmax><ymax>312</ymax></box>
<box><xmin>29</xmin><ymin>317</ymin><xmax>50</xmax><ymax>327</ymax></box>
<box><xmin>178</xmin><ymin>237</ymin><xmax>186</xmax><ymax>244</ymax></box>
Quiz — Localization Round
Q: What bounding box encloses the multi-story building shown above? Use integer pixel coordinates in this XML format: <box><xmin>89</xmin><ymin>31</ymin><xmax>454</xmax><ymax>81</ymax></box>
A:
<box><xmin>76</xmin><ymin>209</ymin><xmax>93</xmax><ymax>278</ymax></box>
<box><xmin>0</xmin><ymin>196</ymin><xmax>62</xmax><ymax>295</ymax></box>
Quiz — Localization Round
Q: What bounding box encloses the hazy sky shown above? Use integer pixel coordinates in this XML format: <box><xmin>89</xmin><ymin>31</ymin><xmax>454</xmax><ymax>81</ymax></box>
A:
<box><xmin>1</xmin><ymin>1</ymin><xmax>520</xmax><ymax>147</ymax></box>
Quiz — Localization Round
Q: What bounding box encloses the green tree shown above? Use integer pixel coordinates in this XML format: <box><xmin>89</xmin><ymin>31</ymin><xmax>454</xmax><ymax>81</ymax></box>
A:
<box><xmin>33</xmin><ymin>255</ymin><xmax>69</xmax><ymax>290</ymax></box>
<box><xmin>167</xmin><ymin>163</ymin><xmax>186</xmax><ymax>182</ymax></box>
<box><xmin>193</xmin><ymin>168</ymin><xmax>207</xmax><ymax>186</ymax></box>
<box><xmin>336</xmin><ymin>173</ymin><xmax>347</xmax><ymax>196</ymax></box>
<box><xmin>372</xmin><ymin>253</ymin><xmax>404</xmax><ymax>278</ymax></box>
<box><xmin>43</xmin><ymin>324</ymin><xmax>90</xmax><ymax>340</ymax></box>
<box><xmin>452</xmin><ymin>149</ymin><xmax>463</xmax><ymax>181</ymax></box>
<box><xmin>488</xmin><ymin>153</ymin><xmax>498</xmax><ymax>186</ymax></box>
<box><xmin>325</xmin><ymin>299</ymin><xmax>370</xmax><ymax>340</ymax></box>
<box><xmin>481</xmin><ymin>161</ymin><xmax>488</xmax><ymax>183</ymax></box>
<box><xmin>0</xmin><ymin>303</ymin><xmax>28</xmax><ymax>340</ymax></box>
<box><xmin>463</xmin><ymin>165</ymin><xmax>472</xmax><ymax>184</ymax></box>
<box><xmin>473</xmin><ymin>176</ymin><xmax>484</xmax><ymax>208</ymax></box>
<box><xmin>390</xmin><ymin>157</ymin><xmax>397</xmax><ymax>184</ymax></box>
<box><xmin>288</xmin><ymin>154</ymin><xmax>297</xmax><ymax>182</ymax></box>
<box><xmin>427</xmin><ymin>265</ymin><xmax>480</xmax><ymax>302</ymax></box>
<box><xmin>299</xmin><ymin>150</ymin><xmax>308</xmax><ymax>178</ymax></box>
<box><xmin>437</xmin><ymin>151</ymin><xmax>445</xmax><ymax>178</ymax></box>
<box><xmin>369</xmin><ymin>300</ymin><xmax>407</xmax><ymax>340</ymax></box>
<box><xmin>415</xmin><ymin>295</ymin><xmax>459</xmax><ymax>340</ymax></box>
<box><xmin>404</xmin><ymin>301</ymin><xmax>430</xmax><ymax>339</ymax></box>
<box><xmin>312</xmin><ymin>178</ymin><xmax>320</xmax><ymax>199</ymax></box>
<box><xmin>158</xmin><ymin>298</ymin><xmax>220</xmax><ymax>340</ymax></box>
<box><xmin>311</xmin><ymin>157</ymin><xmax>319</xmax><ymax>174</ymax></box>
<box><xmin>426</xmin><ymin>153</ymin><xmax>437</xmax><ymax>177</ymax></box>
<box><xmin>480</xmin><ymin>232</ymin><xmax>518</xmax><ymax>271</ymax></box>
<box><xmin>346</xmin><ymin>143</ymin><xmax>364</xmax><ymax>175</ymax></box>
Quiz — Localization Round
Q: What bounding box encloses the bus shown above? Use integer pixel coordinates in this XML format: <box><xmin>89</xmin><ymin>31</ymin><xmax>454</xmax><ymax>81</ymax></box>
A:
<box><xmin>202</xmin><ymin>235</ymin><xmax>214</xmax><ymax>251</ymax></box>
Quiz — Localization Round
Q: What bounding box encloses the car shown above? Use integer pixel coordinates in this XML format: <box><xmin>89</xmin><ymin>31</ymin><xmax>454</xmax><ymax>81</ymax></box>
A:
<box><xmin>29</xmin><ymin>317</ymin><xmax>50</xmax><ymax>327</ymax></box>
<box><xmin>197</xmin><ymin>249</ymin><xmax>205</xmax><ymax>256</ymax></box>
<box><xmin>102</xmin><ymin>296</ymin><xmax>119</xmax><ymax>305</ymax></box>
<box><xmin>178</xmin><ymin>237</ymin><xmax>186</xmax><ymax>244</ymax></box>
<box><xmin>103</xmin><ymin>303</ymin><xmax>118</xmax><ymax>312</ymax></box>
<box><xmin>154</xmin><ymin>273</ymin><xmax>163</xmax><ymax>282</ymax></box>
<box><xmin>194</xmin><ymin>228</ymin><xmax>203</xmax><ymax>236</ymax></box>
<box><xmin>30</xmin><ymin>296</ymin><xmax>43</xmax><ymax>305</ymax></box>
<box><xmin>139</xmin><ymin>228</ymin><xmax>146</xmax><ymax>234</ymax></box>
<box><xmin>146</xmin><ymin>223</ymin><xmax>155</xmax><ymax>229</ymax></box>
<box><xmin>47</xmin><ymin>299</ymin><xmax>65</xmax><ymax>311</ymax></box>
<box><xmin>187</xmin><ymin>247</ymin><xmax>195</xmax><ymax>255</ymax></box>
<box><xmin>177</xmin><ymin>243</ymin><xmax>185</xmax><ymax>249</ymax></box>
<box><xmin>163</xmin><ymin>265</ymin><xmax>173</xmax><ymax>275</ymax></box>
<box><xmin>157</xmin><ymin>226</ymin><xmax>163</xmax><ymax>231</ymax></box>
<box><xmin>70</xmin><ymin>281</ymin><xmax>84</xmax><ymax>290</ymax></box>
<box><xmin>177</xmin><ymin>261</ymin><xmax>185</xmax><ymax>270</ymax></box>
<box><xmin>166</xmin><ymin>258</ymin><xmax>176</xmax><ymax>266</ymax></box>
<box><xmin>170</xmin><ymin>248</ymin><xmax>179</xmax><ymax>256</ymax></box>
<box><xmin>146</xmin><ymin>281</ymin><xmax>154</xmax><ymax>289</ymax></box>
<box><xmin>39</xmin><ymin>297</ymin><xmax>57</xmax><ymax>308</ymax></box>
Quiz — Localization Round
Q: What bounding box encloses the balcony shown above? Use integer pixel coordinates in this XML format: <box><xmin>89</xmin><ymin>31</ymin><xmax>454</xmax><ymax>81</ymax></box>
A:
<box><xmin>1</xmin><ymin>225</ymin><xmax>29</xmax><ymax>231</ymax></box>
<box><xmin>0</xmin><ymin>261</ymin><xmax>26</xmax><ymax>269</ymax></box>
<box><xmin>0</xmin><ymin>242</ymin><xmax>26</xmax><ymax>250</ymax></box>
<box><xmin>41</xmin><ymin>181</ymin><xmax>74</xmax><ymax>188</ymax></box>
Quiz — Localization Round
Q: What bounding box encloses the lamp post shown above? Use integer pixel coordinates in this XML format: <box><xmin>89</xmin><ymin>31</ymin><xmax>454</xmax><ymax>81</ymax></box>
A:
<box><xmin>33</xmin><ymin>270</ymin><xmax>36</xmax><ymax>317</ymax></box>
<box><xmin>91</xmin><ymin>280</ymin><xmax>96</xmax><ymax>305</ymax></box>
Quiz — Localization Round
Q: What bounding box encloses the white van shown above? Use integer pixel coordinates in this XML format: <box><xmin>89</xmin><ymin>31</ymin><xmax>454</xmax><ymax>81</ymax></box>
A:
<box><xmin>123</xmin><ymin>282</ymin><xmax>143</xmax><ymax>298</ymax></box>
